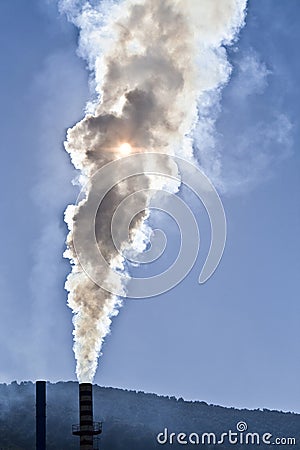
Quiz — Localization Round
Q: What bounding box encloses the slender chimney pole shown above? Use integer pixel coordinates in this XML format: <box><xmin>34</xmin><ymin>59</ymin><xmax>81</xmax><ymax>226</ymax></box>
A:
<box><xmin>36</xmin><ymin>381</ymin><xmax>46</xmax><ymax>450</ymax></box>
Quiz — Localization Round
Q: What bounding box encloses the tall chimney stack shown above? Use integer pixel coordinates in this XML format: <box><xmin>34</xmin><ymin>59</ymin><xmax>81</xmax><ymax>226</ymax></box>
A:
<box><xmin>36</xmin><ymin>381</ymin><xmax>46</xmax><ymax>450</ymax></box>
<box><xmin>72</xmin><ymin>383</ymin><xmax>102</xmax><ymax>450</ymax></box>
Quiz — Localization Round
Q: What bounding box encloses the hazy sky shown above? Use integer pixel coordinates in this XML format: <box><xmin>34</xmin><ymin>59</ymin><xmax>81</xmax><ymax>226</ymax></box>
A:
<box><xmin>0</xmin><ymin>0</ymin><xmax>299</xmax><ymax>413</ymax></box>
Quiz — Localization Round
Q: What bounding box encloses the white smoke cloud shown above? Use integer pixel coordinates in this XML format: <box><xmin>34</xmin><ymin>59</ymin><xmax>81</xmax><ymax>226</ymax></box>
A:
<box><xmin>219</xmin><ymin>113</ymin><xmax>293</xmax><ymax>192</ymax></box>
<box><xmin>232</xmin><ymin>48</ymin><xmax>271</xmax><ymax>97</ymax></box>
<box><xmin>59</xmin><ymin>0</ymin><xmax>247</xmax><ymax>383</ymax></box>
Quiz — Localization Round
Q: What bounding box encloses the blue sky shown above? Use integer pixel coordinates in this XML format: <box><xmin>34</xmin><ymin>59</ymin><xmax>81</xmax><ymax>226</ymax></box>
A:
<box><xmin>0</xmin><ymin>0</ymin><xmax>299</xmax><ymax>413</ymax></box>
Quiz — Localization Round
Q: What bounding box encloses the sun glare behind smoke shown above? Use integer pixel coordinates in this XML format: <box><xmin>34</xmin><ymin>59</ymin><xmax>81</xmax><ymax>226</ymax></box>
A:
<box><xmin>119</xmin><ymin>143</ymin><xmax>132</xmax><ymax>156</ymax></box>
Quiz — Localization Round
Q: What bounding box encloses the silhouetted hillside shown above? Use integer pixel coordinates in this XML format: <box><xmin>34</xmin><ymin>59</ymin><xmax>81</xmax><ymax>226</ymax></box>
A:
<box><xmin>0</xmin><ymin>381</ymin><xmax>299</xmax><ymax>449</ymax></box>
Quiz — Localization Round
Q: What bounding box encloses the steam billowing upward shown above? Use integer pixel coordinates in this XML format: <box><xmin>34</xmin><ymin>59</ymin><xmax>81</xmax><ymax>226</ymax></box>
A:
<box><xmin>61</xmin><ymin>0</ymin><xmax>247</xmax><ymax>383</ymax></box>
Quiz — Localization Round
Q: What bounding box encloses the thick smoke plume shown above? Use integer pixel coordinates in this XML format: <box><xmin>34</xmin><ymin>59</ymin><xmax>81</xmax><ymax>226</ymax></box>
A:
<box><xmin>60</xmin><ymin>0</ymin><xmax>247</xmax><ymax>383</ymax></box>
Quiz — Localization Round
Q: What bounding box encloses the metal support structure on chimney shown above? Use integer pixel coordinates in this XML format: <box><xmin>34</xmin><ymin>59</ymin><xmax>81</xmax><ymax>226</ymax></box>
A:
<box><xmin>36</xmin><ymin>381</ymin><xmax>46</xmax><ymax>450</ymax></box>
<box><xmin>72</xmin><ymin>383</ymin><xmax>102</xmax><ymax>450</ymax></box>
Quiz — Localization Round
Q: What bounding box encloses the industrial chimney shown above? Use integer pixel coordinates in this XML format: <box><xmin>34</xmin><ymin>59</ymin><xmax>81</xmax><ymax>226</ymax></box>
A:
<box><xmin>36</xmin><ymin>381</ymin><xmax>46</xmax><ymax>450</ymax></box>
<box><xmin>72</xmin><ymin>383</ymin><xmax>102</xmax><ymax>450</ymax></box>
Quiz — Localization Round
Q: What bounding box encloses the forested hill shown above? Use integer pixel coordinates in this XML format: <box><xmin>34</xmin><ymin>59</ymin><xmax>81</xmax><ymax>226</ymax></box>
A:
<box><xmin>0</xmin><ymin>381</ymin><xmax>299</xmax><ymax>449</ymax></box>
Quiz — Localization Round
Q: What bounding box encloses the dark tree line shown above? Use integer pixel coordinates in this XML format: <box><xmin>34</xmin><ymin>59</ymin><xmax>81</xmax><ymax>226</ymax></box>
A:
<box><xmin>0</xmin><ymin>381</ymin><xmax>299</xmax><ymax>449</ymax></box>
